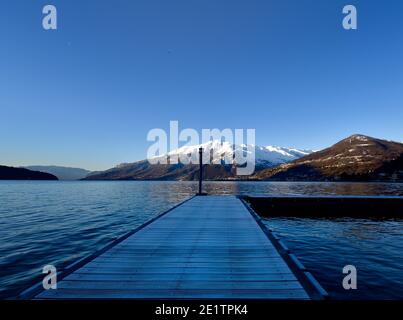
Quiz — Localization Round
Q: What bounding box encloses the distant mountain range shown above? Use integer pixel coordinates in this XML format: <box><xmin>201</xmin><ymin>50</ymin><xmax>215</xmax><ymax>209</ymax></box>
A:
<box><xmin>254</xmin><ymin>135</ymin><xmax>403</xmax><ymax>182</ymax></box>
<box><xmin>3</xmin><ymin>134</ymin><xmax>402</xmax><ymax>182</ymax></box>
<box><xmin>85</xmin><ymin>135</ymin><xmax>403</xmax><ymax>182</ymax></box>
<box><xmin>0</xmin><ymin>165</ymin><xmax>58</xmax><ymax>180</ymax></box>
<box><xmin>23</xmin><ymin>166</ymin><xmax>92</xmax><ymax>180</ymax></box>
<box><xmin>84</xmin><ymin>140</ymin><xmax>313</xmax><ymax>181</ymax></box>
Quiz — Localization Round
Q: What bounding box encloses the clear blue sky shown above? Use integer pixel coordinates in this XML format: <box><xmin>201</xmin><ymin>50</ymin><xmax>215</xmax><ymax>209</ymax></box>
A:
<box><xmin>1</xmin><ymin>0</ymin><xmax>402</xmax><ymax>170</ymax></box>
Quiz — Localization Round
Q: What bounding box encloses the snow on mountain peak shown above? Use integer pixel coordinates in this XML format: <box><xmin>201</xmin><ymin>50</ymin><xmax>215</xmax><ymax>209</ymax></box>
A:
<box><xmin>151</xmin><ymin>140</ymin><xmax>313</xmax><ymax>167</ymax></box>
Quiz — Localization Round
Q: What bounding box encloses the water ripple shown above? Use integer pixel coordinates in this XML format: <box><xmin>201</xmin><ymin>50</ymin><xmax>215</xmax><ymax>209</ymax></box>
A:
<box><xmin>0</xmin><ymin>180</ymin><xmax>402</xmax><ymax>299</ymax></box>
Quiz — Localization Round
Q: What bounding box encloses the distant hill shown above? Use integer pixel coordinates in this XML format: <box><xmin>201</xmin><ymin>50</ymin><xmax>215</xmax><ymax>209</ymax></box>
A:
<box><xmin>254</xmin><ymin>135</ymin><xmax>403</xmax><ymax>182</ymax></box>
<box><xmin>23</xmin><ymin>166</ymin><xmax>91</xmax><ymax>180</ymax></box>
<box><xmin>84</xmin><ymin>140</ymin><xmax>312</xmax><ymax>181</ymax></box>
<box><xmin>84</xmin><ymin>161</ymin><xmax>236</xmax><ymax>181</ymax></box>
<box><xmin>0</xmin><ymin>165</ymin><xmax>58</xmax><ymax>180</ymax></box>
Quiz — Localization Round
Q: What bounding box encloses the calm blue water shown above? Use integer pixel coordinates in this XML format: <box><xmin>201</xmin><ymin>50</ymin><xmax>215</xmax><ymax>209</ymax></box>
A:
<box><xmin>0</xmin><ymin>181</ymin><xmax>402</xmax><ymax>299</ymax></box>
<box><xmin>262</xmin><ymin>218</ymin><xmax>403</xmax><ymax>300</ymax></box>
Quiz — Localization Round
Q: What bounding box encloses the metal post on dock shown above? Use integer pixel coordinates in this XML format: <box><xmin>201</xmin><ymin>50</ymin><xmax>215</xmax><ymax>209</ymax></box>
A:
<box><xmin>198</xmin><ymin>147</ymin><xmax>204</xmax><ymax>195</ymax></box>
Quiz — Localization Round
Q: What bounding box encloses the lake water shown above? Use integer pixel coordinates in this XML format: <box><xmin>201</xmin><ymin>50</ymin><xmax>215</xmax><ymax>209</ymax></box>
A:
<box><xmin>0</xmin><ymin>181</ymin><xmax>402</xmax><ymax>299</ymax></box>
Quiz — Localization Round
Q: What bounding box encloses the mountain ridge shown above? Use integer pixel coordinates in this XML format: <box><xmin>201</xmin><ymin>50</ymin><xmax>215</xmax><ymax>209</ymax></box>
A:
<box><xmin>85</xmin><ymin>141</ymin><xmax>312</xmax><ymax>181</ymax></box>
<box><xmin>0</xmin><ymin>165</ymin><xmax>58</xmax><ymax>180</ymax></box>
<box><xmin>23</xmin><ymin>165</ymin><xmax>92</xmax><ymax>180</ymax></box>
<box><xmin>85</xmin><ymin>135</ymin><xmax>403</xmax><ymax>181</ymax></box>
<box><xmin>254</xmin><ymin>134</ymin><xmax>403</xmax><ymax>182</ymax></box>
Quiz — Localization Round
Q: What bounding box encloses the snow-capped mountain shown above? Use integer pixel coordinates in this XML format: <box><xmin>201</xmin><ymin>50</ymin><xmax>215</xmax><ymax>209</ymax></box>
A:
<box><xmin>254</xmin><ymin>134</ymin><xmax>403</xmax><ymax>182</ymax></box>
<box><xmin>151</xmin><ymin>140</ymin><xmax>312</xmax><ymax>168</ymax></box>
<box><xmin>253</xmin><ymin>145</ymin><xmax>312</xmax><ymax>167</ymax></box>
<box><xmin>85</xmin><ymin>140</ymin><xmax>313</xmax><ymax>181</ymax></box>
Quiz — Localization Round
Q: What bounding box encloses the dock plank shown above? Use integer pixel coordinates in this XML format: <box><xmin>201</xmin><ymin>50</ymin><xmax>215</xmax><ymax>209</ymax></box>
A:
<box><xmin>34</xmin><ymin>196</ymin><xmax>310</xmax><ymax>300</ymax></box>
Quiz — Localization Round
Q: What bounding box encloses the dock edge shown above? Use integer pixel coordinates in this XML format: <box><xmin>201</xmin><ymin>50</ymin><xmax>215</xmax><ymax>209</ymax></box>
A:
<box><xmin>239</xmin><ymin>196</ymin><xmax>329</xmax><ymax>300</ymax></box>
<box><xmin>17</xmin><ymin>195</ymin><xmax>197</xmax><ymax>300</ymax></box>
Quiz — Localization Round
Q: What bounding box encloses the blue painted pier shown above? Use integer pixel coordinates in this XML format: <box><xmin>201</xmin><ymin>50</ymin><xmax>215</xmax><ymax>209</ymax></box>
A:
<box><xmin>20</xmin><ymin>196</ymin><xmax>326</xmax><ymax>300</ymax></box>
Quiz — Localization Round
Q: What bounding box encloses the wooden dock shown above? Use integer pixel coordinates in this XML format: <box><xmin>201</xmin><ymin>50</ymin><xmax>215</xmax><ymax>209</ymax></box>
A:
<box><xmin>24</xmin><ymin>196</ymin><xmax>325</xmax><ymax>300</ymax></box>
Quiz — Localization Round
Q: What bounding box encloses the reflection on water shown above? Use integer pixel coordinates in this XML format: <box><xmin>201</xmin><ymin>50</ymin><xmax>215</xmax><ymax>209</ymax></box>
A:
<box><xmin>0</xmin><ymin>180</ymin><xmax>402</xmax><ymax>299</ymax></box>
<box><xmin>263</xmin><ymin>217</ymin><xmax>403</xmax><ymax>299</ymax></box>
<box><xmin>202</xmin><ymin>181</ymin><xmax>403</xmax><ymax>196</ymax></box>
<box><xmin>338</xmin><ymin>220</ymin><xmax>401</xmax><ymax>241</ymax></box>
